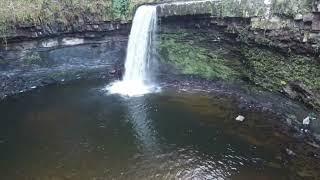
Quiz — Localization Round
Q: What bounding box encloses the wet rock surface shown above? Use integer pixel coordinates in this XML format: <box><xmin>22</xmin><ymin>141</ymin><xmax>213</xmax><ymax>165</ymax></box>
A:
<box><xmin>159</xmin><ymin>17</ymin><xmax>320</xmax><ymax>111</ymax></box>
<box><xmin>1</xmin><ymin>21</ymin><xmax>131</xmax><ymax>44</ymax></box>
<box><xmin>0</xmin><ymin>34</ymin><xmax>128</xmax><ymax>100</ymax></box>
<box><xmin>283</xmin><ymin>82</ymin><xmax>320</xmax><ymax>111</ymax></box>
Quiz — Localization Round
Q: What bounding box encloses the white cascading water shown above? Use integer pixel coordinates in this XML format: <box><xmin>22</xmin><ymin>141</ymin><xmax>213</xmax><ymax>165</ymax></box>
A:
<box><xmin>106</xmin><ymin>5</ymin><xmax>159</xmax><ymax>97</ymax></box>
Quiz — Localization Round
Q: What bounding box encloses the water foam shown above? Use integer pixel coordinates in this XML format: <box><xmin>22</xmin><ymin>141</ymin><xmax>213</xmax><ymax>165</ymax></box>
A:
<box><xmin>106</xmin><ymin>5</ymin><xmax>159</xmax><ymax>97</ymax></box>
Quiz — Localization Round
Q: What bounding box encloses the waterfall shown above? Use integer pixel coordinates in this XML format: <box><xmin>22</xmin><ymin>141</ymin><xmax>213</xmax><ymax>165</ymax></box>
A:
<box><xmin>106</xmin><ymin>5</ymin><xmax>159</xmax><ymax>97</ymax></box>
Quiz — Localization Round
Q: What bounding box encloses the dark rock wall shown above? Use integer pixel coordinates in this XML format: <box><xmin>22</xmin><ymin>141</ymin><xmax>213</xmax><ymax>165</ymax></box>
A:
<box><xmin>2</xmin><ymin>21</ymin><xmax>130</xmax><ymax>45</ymax></box>
<box><xmin>160</xmin><ymin>15</ymin><xmax>320</xmax><ymax>112</ymax></box>
<box><xmin>0</xmin><ymin>34</ymin><xmax>128</xmax><ymax>100</ymax></box>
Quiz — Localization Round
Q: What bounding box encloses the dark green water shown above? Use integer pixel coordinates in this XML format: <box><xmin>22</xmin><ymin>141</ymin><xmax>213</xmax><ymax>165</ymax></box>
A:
<box><xmin>0</xmin><ymin>80</ymin><xmax>317</xmax><ymax>180</ymax></box>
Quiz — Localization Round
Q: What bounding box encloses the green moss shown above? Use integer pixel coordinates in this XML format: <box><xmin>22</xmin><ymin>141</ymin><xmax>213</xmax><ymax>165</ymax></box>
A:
<box><xmin>219</xmin><ymin>0</ymin><xmax>267</xmax><ymax>17</ymax></box>
<box><xmin>241</xmin><ymin>47</ymin><xmax>320</xmax><ymax>91</ymax></box>
<box><xmin>218</xmin><ymin>0</ymin><xmax>313</xmax><ymax>18</ymax></box>
<box><xmin>159</xmin><ymin>33</ymin><xmax>239</xmax><ymax>80</ymax></box>
<box><xmin>112</xmin><ymin>0</ymin><xmax>129</xmax><ymax>20</ymax></box>
<box><xmin>23</xmin><ymin>52</ymin><xmax>45</xmax><ymax>65</ymax></box>
<box><xmin>271</xmin><ymin>0</ymin><xmax>313</xmax><ymax>18</ymax></box>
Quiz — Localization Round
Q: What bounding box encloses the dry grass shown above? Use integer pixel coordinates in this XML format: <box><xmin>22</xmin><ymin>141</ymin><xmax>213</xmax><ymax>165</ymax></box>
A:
<box><xmin>0</xmin><ymin>0</ymin><xmax>158</xmax><ymax>28</ymax></box>
<box><xmin>0</xmin><ymin>0</ymin><xmax>118</xmax><ymax>38</ymax></box>
<box><xmin>0</xmin><ymin>0</ymin><xmax>113</xmax><ymax>26</ymax></box>
<box><xmin>0</xmin><ymin>0</ymin><xmax>160</xmax><ymax>43</ymax></box>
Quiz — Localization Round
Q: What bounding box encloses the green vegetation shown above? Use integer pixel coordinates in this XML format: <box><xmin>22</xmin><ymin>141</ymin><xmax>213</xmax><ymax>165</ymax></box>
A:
<box><xmin>0</xmin><ymin>0</ymin><xmax>159</xmax><ymax>43</ymax></box>
<box><xmin>159</xmin><ymin>30</ymin><xmax>320</xmax><ymax>94</ymax></box>
<box><xmin>112</xmin><ymin>0</ymin><xmax>130</xmax><ymax>19</ymax></box>
<box><xmin>219</xmin><ymin>0</ymin><xmax>267</xmax><ymax>17</ymax></box>
<box><xmin>0</xmin><ymin>0</ymin><xmax>108</xmax><ymax>42</ymax></box>
<box><xmin>271</xmin><ymin>0</ymin><xmax>313</xmax><ymax>18</ymax></box>
<box><xmin>23</xmin><ymin>52</ymin><xmax>45</xmax><ymax>66</ymax></box>
<box><xmin>159</xmin><ymin>33</ymin><xmax>240</xmax><ymax>80</ymax></box>
<box><xmin>218</xmin><ymin>0</ymin><xmax>313</xmax><ymax>18</ymax></box>
<box><xmin>241</xmin><ymin>47</ymin><xmax>320</xmax><ymax>91</ymax></box>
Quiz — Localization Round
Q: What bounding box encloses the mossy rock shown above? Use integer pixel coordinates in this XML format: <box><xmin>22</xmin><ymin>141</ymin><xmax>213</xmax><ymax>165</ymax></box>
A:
<box><xmin>23</xmin><ymin>52</ymin><xmax>47</xmax><ymax>66</ymax></box>
<box><xmin>241</xmin><ymin>47</ymin><xmax>320</xmax><ymax>91</ymax></box>
<box><xmin>159</xmin><ymin>32</ymin><xmax>241</xmax><ymax>80</ymax></box>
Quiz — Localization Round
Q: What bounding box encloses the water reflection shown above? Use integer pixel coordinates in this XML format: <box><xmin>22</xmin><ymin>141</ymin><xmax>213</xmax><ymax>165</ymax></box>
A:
<box><xmin>0</xmin><ymin>81</ymin><xmax>318</xmax><ymax>179</ymax></box>
<box><xmin>123</xmin><ymin>96</ymin><xmax>160</xmax><ymax>154</ymax></box>
<box><xmin>119</xmin><ymin>94</ymin><xmax>238</xmax><ymax>179</ymax></box>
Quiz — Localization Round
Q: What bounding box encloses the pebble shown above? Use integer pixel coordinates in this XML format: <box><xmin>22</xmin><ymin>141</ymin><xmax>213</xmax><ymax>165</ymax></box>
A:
<box><xmin>286</xmin><ymin>148</ymin><xmax>296</xmax><ymax>156</ymax></box>
<box><xmin>303</xmin><ymin>116</ymin><xmax>310</xmax><ymax>125</ymax></box>
<box><xmin>109</xmin><ymin>69</ymin><xmax>116</xmax><ymax>74</ymax></box>
<box><xmin>235</xmin><ymin>115</ymin><xmax>245</xmax><ymax>122</ymax></box>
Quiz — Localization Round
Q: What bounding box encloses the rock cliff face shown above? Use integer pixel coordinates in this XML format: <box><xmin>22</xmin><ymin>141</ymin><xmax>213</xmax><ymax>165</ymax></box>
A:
<box><xmin>1</xmin><ymin>21</ymin><xmax>130</xmax><ymax>44</ymax></box>
<box><xmin>156</xmin><ymin>0</ymin><xmax>320</xmax><ymax>112</ymax></box>
<box><xmin>1</xmin><ymin>0</ymin><xmax>319</xmax><ymax>46</ymax></box>
<box><xmin>156</xmin><ymin>0</ymin><xmax>320</xmax><ymax>56</ymax></box>
<box><xmin>2</xmin><ymin>0</ymin><xmax>320</xmax><ymax>56</ymax></box>
<box><xmin>0</xmin><ymin>34</ymin><xmax>128</xmax><ymax>100</ymax></box>
<box><xmin>159</xmin><ymin>15</ymin><xmax>320</xmax><ymax>111</ymax></box>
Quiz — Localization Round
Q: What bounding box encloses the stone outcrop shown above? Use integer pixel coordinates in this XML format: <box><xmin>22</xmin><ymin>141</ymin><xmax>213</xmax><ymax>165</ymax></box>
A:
<box><xmin>283</xmin><ymin>82</ymin><xmax>320</xmax><ymax>111</ymax></box>
<box><xmin>0</xmin><ymin>34</ymin><xmax>128</xmax><ymax>100</ymax></box>
<box><xmin>157</xmin><ymin>0</ymin><xmax>320</xmax><ymax>56</ymax></box>
<box><xmin>1</xmin><ymin>21</ymin><xmax>130</xmax><ymax>45</ymax></box>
